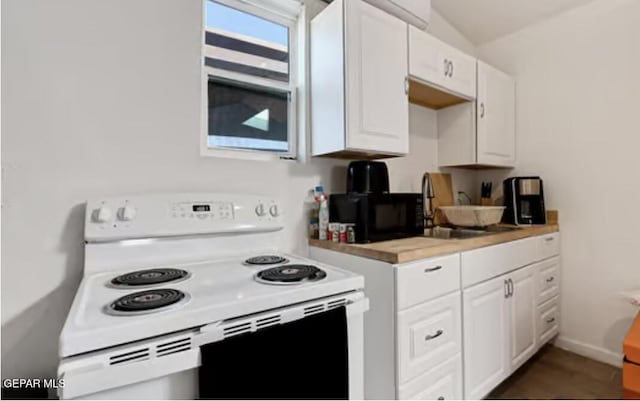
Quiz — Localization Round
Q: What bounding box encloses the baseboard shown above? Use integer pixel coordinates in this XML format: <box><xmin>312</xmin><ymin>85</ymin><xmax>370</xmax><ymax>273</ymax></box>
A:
<box><xmin>554</xmin><ymin>336</ymin><xmax>624</xmax><ymax>367</ymax></box>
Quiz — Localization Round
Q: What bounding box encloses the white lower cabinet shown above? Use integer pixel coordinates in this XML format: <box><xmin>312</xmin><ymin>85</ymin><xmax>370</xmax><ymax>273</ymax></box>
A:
<box><xmin>398</xmin><ymin>354</ymin><xmax>463</xmax><ymax>400</ymax></box>
<box><xmin>538</xmin><ymin>296</ymin><xmax>560</xmax><ymax>345</ymax></box>
<box><xmin>310</xmin><ymin>233</ymin><xmax>560</xmax><ymax>400</ymax></box>
<box><xmin>463</xmin><ymin>263</ymin><xmax>538</xmax><ymax>399</ymax></box>
<box><xmin>509</xmin><ymin>265</ymin><xmax>537</xmax><ymax>370</ymax></box>
<box><xmin>397</xmin><ymin>291</ymin><xmax>462</xmax><ymax>383</ymax></box>
<box><xmin>536</xmin><ymin>257</ymin><xmax>560</xmax><ymax>305</ymax></box>
<box><xmin>462</xmin><ymin>274</ymin><xmax>510</xmax><ymax>400</ymax></box>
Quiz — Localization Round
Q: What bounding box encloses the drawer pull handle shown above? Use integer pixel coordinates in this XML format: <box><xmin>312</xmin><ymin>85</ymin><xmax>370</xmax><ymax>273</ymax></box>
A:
<box><xmin>425</xmin><ymin>329</ymin><xmax>444</xmax><ymax>341</ymax></box>
<box><xmin>545</xmin><ymin>237</ymin><xmax>555</xmax><ymax>242</ymax></box>
<box><xmin>424</xmin><ymin>265</ymin><xmax>442</xmax><ymax>273</ymax></box>
<box><xmin>438</xmin><ymin>397</ymin><xmax>445</xmax><ymax>400</ymax></box>
<box><xmin>546</xmin><ymin>277</ymin><xmax>555</xmax><ymax>283</ymax></box>
<box><xmin>546</xmin><ymin>317</ymin><xmax>556</xmax><ymax>324</ymax></box>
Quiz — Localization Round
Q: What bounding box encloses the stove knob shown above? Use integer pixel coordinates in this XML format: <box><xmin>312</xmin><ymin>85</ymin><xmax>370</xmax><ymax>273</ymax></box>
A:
<box><xmin>255</xmin><ymin>203</ymin><xmax>267</xmax><ymax>217</ymax></box>
<box><xmin>269</xmin><ymin>204</ymin><xmax>279</xmax><ymax>217</ymax></box>
<box><xmin>94</xmin><ymin>206</ymin><xmax>112</xmax><ymax>223</ymax></box>
<box><xmin>118</xmin><ymin>205</ymin><xmax>137</xmax><ymax>221</ymax></box>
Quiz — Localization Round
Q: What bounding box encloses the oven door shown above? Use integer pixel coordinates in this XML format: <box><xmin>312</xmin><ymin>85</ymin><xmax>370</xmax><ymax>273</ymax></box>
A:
<box><xmin>367</xmin><ymin>195</ymin><xmax>424</xmax><ymax>242</ymax></box>
<box><xmin>58</xmin><ymin>292</ymin><xmax>367</xmax><ymax>400</ymax></box>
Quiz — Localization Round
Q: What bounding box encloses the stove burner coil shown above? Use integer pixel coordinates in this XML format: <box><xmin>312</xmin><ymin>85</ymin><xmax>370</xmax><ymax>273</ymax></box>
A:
<box><xmin>110</xmin><ymin>268</ymin><xmax>190</xmax><ymax>287</ymax></box>
<box><xmin>244</xmin><ymin>255</ymin><xmax>289</xmax><ymax>266</ymax></box>
<box><xmin>256</xmin><ymin>264</ymin><xmax>327</xmax><ymax>285</ymax></box>
<box><xmin>107</xmin><ymin>288</ymin><xmax>187</xmax><ymax>315</ymax></box>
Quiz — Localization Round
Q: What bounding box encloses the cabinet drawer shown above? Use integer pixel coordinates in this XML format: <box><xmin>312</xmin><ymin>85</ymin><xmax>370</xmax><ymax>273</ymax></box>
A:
<box><xmin>461</xmin><ymin>237</ymin><xmax>537</xmax><ymax>288</ymax></box>
<box><xmin>536</xmin><ymin>257</ymin><xmax>560</xmax><ymax>305</ymax></box>
<box><xmin>538</xmin><ymin>296</ymin><xmax>560</xmax><ymax>345</ymax></box>
<box><xmin>397</xmin><ymin>291</ymin><xmax>462</xmax><ymax>384</ymax></box>
<box><xmin>396</xmin><ymin>253</ymin><xmax>460</xmax><ymax>309</ymax></box>
<box><xmin>397</xmin><ymin>354</ymin><xmax>463</xmax><ymax>400</ymax></box>
<box><xmin>537</xmin><ymin>233</ymin><xmax>560</xmax><ymax>260</ymax></box>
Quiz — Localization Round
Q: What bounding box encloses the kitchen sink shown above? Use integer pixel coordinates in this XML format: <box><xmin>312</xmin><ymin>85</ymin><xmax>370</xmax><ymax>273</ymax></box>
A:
<box><xmin>423</xmin><ymin>225</ymin><xmax>521</xmax><ymax>240</ymax></box>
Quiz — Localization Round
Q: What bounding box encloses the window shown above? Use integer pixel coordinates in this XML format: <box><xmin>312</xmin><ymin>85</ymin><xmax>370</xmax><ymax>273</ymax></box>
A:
<box><xmin>203</xmin><ymin>0</ymin><xmax>298</xmax><ymax>159</ymax></box>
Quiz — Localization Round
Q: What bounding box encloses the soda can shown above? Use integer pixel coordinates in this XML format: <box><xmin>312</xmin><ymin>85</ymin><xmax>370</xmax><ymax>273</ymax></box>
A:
<box><xmin>339</xmin><ymin>224</ymin><xmax>348</xmax><ymax>243</ymax></box>
<box><xmin>328</xmin><ymin>223</ymin><xmax>340</xmax><ymax>242</ymax></box>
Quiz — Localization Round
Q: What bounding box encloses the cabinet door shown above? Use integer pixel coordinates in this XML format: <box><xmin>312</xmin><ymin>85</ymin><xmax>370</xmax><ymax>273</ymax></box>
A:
<box><xmin>463</xmin><ymin>275</ymin><xmax>510</xmax><ymax>400</ymax></box>
<box><xmin>408</xmin><ymin>25</ymin><xmax>445</xmax><ymax>88</ymax></box>
<box><xmin>408</xmin><ymin>27</ymin><xmax>475</xmax><ymax>99</ymax></box>
<box><xmin>509</xmin><ymin>265</ymin><xmax>538</xmax><ymax>370</ymax></box>
<box><xmin>476</xmin><ymin>61</ymin><xmax>515</xmax><ymax>166</ymax></box>
<box><xmin>344</xmin><ymin>0</ymin><xmax>409</xmax><ymax>155</ymax></box>
<box><xmin>442</xmin><ymin>47</ymin><xmax>476</xmax><ymax>99</ymax></box>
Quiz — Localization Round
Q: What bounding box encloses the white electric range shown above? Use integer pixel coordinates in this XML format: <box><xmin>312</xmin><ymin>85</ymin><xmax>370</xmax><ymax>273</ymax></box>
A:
<box><xmin>58</xmin><ymin>193</ymin><xmax>368</xmax><ymax>399</ymax></box>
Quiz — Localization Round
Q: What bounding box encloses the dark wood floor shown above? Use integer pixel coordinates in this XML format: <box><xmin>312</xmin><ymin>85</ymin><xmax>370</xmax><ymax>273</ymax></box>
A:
<box><xmin>489</xmin><ymin>345</ymin><xmax>623</xmax><ymax>400</ymax></box>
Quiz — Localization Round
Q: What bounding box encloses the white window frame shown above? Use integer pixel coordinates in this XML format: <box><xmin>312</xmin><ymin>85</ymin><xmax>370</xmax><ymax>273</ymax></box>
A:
<box><xmin>200</xmin><ymin>0</ymin><xmax>300</xmax><ymax>161</ymax></box>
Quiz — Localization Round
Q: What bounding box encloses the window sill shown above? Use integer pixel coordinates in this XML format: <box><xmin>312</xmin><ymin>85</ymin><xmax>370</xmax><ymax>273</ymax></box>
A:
<box><xmin>200</xmin><ymin>145</ymin><xmax>296</xmax><ymax>162</ymax></box>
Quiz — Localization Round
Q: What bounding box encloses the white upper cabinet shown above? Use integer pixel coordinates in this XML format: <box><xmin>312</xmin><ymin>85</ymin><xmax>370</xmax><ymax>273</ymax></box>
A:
<box><xmin>408</xmin><ymin>26</ymin><xmax>476</xmax><ymax>100</ymax></box>
<box><xmin>438</xmin><ymin>60</ymin><xmax>516</xmax><ymax>168</ymax></box>
<box><xmin>311</xmin><ymin>0</ymin><xmax>409</xmax><ymax>159</ymax></box>
<box><xmin>365</xmin><ymin>0</ymin><xmax>431</xmax><ymax>29</ymax></box>
<box><xmin>477</xmin><ymin>61</ymin><xmax>516</xmax><ymax>167</ymax></box>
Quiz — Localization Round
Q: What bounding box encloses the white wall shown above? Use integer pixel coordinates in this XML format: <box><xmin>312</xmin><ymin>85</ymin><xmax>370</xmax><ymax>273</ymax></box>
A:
<box><xmin>387</xmin><ymin>104</ymin><xmax>475</xmax><ymax>196</ymax></box>
<box><xmin>476</xmin><ymin>0</ymin><xmax>640</xmax><ymax>365</ymax></box>
<box><xmin>0</xmin><ymin>0</ymin><xmax>476</xmax><ymax>379</ymax></box>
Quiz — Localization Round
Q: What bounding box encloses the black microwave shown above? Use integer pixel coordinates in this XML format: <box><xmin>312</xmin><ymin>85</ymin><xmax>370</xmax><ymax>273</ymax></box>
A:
<box><xmin>329</xmin><ymin>193</ymin><xmax>424</xmax><ymax>243</ymax></box>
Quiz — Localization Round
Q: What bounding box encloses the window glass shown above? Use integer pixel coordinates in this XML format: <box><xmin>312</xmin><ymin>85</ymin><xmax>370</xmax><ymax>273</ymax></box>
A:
<box><xmin>207</xmin><ymin>80</ymin><xmax>289</xmax><ymax>152</ymax></box>
<box><xmin>204</xmin><ymin>1</ymin><xmax>290</xmax><ymax>82</ymax></box>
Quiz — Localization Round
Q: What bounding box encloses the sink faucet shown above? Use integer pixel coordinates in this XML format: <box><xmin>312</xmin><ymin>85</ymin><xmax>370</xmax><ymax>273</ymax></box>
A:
<box><xmin>422</xmin><ymin>173</ymin><xmax>436</xmax><ymax>228</ymax></box>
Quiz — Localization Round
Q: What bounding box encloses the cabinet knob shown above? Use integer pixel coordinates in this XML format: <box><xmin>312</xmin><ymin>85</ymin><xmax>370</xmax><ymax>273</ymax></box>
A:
<box><xmin>444</xmin><ymin>59</ymin><xmax>449</xmax><ymax>76</ymax></box>
<box><xmin>546</xmin><ymin>276</ymin><xmax>555</xmax><ymax>283</ymax></box>
<box><xmin>480</xmin><ymin>103</ymin><xmax>485</xmax><ymax>118</ymax></box>
<box><xmin>546</xmin><ymin>317</ymin><xmax>556</xmax><ymax>324</ymax></box>
<box><xmin>449</xmin><ymin>61</ymin><xmax>454</xmax><ymax>77</ymax></box>
<box><xmin>438</xmin><ymin>397</ymin><xmax>445</xmax><ymax>400</ymax></box>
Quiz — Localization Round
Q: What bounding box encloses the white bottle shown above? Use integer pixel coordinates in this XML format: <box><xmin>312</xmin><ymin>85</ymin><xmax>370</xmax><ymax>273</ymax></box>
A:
<box><xmin>305</xmin><ymin>189</ymin><xmax>319</xmax><ymax>239</ymax></box>
<box><xmin>315</xmin><ymin>186</ymin><xmax>329</xmax><ymax>240</ymax></box>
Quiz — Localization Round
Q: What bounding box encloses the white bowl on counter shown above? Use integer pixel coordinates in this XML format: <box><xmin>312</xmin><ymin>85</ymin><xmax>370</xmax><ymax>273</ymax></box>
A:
<box><xmin>438</xmin><ymin>205</ymin><xmax>506</xmax><ymax>228</ymax></box>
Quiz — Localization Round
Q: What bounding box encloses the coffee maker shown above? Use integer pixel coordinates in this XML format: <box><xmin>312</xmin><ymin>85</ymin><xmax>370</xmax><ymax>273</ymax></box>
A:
<box><xmin>502</xmin><ymin>177</ymin><xmax>547</xmax><ymax>225</ymax></box>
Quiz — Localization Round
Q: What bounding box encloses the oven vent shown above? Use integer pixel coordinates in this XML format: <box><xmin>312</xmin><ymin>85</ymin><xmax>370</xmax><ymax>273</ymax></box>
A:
<box><xmin>223</xmin><ymin>322</ymin><xmax>252</xmax><ymax>338</ymax></box>
<box><xmin>156</xmin><ymin>336</ymin><xmax>191</xmax><ymax>357</ymax></box>
<box><xmin>303</xmin><ymin>303</ymin><xmax>326</xmax><ymax>316</ymax></box>
<box><xmin>109</xmin><ymin>347</ymin><xmax>150</xmax><ymax>365</ymax></box>
<box><xmin>256</xmin><ymin>315</ymin><xmax>281</xmax><ymax>329</ymax></box>
<box><xmin>328</xmin><ymin>298</ymin><xmax>346</xmax><ymax>309</ymax></box>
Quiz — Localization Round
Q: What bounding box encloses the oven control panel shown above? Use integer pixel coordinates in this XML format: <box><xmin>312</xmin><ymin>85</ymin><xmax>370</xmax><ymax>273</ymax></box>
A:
<box><xmin>85</xmin><ymin>193</ymin><xmax>283</xmax><ymax>242</ymax></box>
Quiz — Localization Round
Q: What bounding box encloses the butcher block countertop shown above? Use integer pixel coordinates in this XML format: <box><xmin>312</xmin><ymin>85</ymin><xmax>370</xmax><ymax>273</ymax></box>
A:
<box><xmin>309</xmin><ymin>222</ymin><xmax>559</xmax><ymax>265</ymax></box>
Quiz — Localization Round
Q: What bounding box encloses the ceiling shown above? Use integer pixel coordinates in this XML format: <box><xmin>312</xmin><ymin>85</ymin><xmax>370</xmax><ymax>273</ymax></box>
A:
<box><xmin>432</xmin><ymin>0</ymin><xmax>596</xmax><ymax>45</ymax></box>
